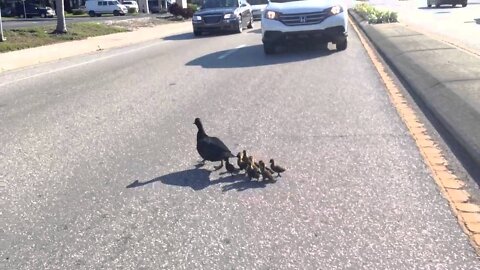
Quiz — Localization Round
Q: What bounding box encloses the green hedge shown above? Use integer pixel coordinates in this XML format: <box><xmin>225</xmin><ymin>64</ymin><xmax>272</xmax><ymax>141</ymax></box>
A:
<box><xmin>354</xmin><ymin>3</ymin><xmax>398</xmax><ymax>24</ymax></box>
<box><xmin>71</xmin><ymin>9</ymin><xmax>86</xmax><ymax>15</ymax></box>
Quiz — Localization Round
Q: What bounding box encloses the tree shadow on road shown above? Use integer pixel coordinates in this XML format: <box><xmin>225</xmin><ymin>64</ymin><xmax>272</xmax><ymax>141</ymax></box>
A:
<box><xmin>126</xmin><ymin>167</ymin><xmax>267</xmax><ymax>191</ymax></box>
<box><xmin>163</xmin><ymin>30</ymin><xmax>246</xmax><ymax>41</ymax></box>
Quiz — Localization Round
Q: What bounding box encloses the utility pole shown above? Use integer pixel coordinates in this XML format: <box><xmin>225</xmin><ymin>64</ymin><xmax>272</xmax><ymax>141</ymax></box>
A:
<box><xmin>0</xmin><ymin>8</ymin><xmax>6</xmax><ymax>42</ymax></box>
<box><xmin>22</xmin><ymin>0</ymin><xmax>27</xmax><ymax>19</ymax></box>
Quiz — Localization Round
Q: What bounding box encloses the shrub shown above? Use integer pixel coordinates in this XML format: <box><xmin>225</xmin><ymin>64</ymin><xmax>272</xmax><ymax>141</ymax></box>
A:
<box><xmin>71</xmin><ymin>9</ymin><xmax>86</xmax><ymax>15</ymax></box>
<box><xmin>354</xmin><ymin>3</ymin><xmax>398</xmax><ymax>24</ymax></box>
<box><xmin>168</xmin><ymin>3</ymin><xmax>195</xmax><ymax>19</ymax></box>
<box><xmin>127</xmin><ymin>7</ymin><xmax>137</xmax><ymax>13</ymax></box>
<box><xmin>183</xmin><ymin>7</ymin><xmax>195</xmax><ymax>18</ymax></box>
<box><xmin>168</xmin><ymin>3</ymin><xmax>183</xmax><ymax>17</ymax></box>
<box><xmin>187</xmin><ymin>3</ymin><xmax>198</xmax><ymax>12</ymax></box>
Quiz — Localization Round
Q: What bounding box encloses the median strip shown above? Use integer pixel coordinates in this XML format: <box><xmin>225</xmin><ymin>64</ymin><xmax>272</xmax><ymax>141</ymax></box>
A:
<box><xmin>0</xmin><ymin>22</ymin><xmax>128</xmax><ymax>53</ymax></box>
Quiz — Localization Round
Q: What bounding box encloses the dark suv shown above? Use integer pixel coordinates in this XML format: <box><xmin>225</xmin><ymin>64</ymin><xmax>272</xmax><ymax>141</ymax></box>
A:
<box><xmin>15</xmin><ymin>3</ymin><xmax>56</xmax><ymax>18</ymax></box>
<box><xmin>192</xmin><ymin>0</ymin><xmax>253</xmax><ymax>36</ymax></box>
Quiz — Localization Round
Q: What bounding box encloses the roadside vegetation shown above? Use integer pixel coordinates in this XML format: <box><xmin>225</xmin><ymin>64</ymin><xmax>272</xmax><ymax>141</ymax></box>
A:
<box><xmin>0</xmin><ymin>22</ymin><xmax>127</xmax><ymax>53</ymax></box>
<box><xmin>168</xmin><ymin>2</ymin><xmax>198</xmax><ymax>19</ymax></box>
<box><xmin>354</xmin><ymin>3</ymin><xmax>398</xmax><ymax>24</ymax></box>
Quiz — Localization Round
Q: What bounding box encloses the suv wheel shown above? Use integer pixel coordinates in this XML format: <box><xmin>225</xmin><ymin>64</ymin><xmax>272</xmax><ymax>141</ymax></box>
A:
<box><xmin>113</xmin><ymin>10</ymin><xmax>120</xmax><ymax>16</ymax></box>
<box><xmin>462</xmin><ymin>3</ymin><xmax>467</xmax><ymax>7</ymax></box>
<box><xmin>336</xmin><ymin>39</ymin><xmax>347</xmax><ymax>51</ymax></box>
<box><xmin>247</xmin><ymin>16</ymin><xmax>253</xmax><ymax>29</ymax></box>
<box><xmin>19</xmin><ymin>13</ymin><xmax>25</xmax><ymax>18</ymax></box>
<box><xmin>263</xmin><ymin>42</ymin><xmax>275</xmax><ymax>54</ymax></box>
<box><xmin>236</xmin><ymin>17</ymin><xmax>243</xmax><ymax>33</ymax></box>
<box><xmin>88</xmin><ymin>11</ymin><xmax>95</xmax><ymax>17</ymax></box>
<box><xmin>40</xmin><ymin>13</ymin><xmax>46</xmax><ymax>18</ymax></box>
<box><xmin>193</xmin><ymin>30</ymin><xmax>201</xmax><ymax>36</ymax></box>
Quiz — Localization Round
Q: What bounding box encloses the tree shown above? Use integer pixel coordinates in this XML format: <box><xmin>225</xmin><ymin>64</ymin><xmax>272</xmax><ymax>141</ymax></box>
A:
<box><xmin>54</xmin><ymin>0</ymin><xmax>67</xmax><ymax>34</ymax></box>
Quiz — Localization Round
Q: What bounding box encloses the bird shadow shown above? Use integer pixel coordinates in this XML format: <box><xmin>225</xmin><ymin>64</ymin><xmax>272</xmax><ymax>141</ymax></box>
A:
<box><xmin>126</xmin><ymin>167</ymin><xmax>267</xmax><ymax>191</ymax></box>
<box><xmin>221</xmin><ymin>180</ymin><xmax>267</xmax><ymax>192</ymax></box>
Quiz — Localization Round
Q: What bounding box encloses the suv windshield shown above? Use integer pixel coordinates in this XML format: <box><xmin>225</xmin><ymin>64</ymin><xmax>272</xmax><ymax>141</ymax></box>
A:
<box><xmin>270</xmin><ymin>0</ymin><xmax>302</xmax><ymax>2</ymax></box>
<box><xmin>203</xmin><ymin>0</ymin><xmax>239</xmax><ymax>8</ymax></box>
<box><xmin>248</xmin><ymin>0</ymin><xmax>268</xmax><ymax>4</ymax></box>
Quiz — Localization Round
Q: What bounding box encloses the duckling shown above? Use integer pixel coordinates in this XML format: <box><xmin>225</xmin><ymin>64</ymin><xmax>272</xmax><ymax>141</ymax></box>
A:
<box><xmin>269</xmin><ymin>159</ymin><xmax>286</xmax><ymax>177</ymax></box>
<box><xmin>248</xmin><ymin>156</ymin><xmax>260</xmax><ymax>169</ymax></box>
<box><xmin>242</xmin><ymin>150</ymin><xmax>249</xmax><ymax>164</ymax></box>
<box><xmin>246</xmin><ymin>162</ymin><xmax>261</xmax><ymax>181</ymax></box>
<box><xmin>259</xmin><ymin>160</ymin><xmax>276</xmax><ymax>183</ymax></box>
<box><xmin>225</xmin><ymin>158</ymin><xmax>236</xmax><ymax>175</ymax></box>
<box><xmin>237</xmin><ymin>152</ymin><xmax>248</xmax><ymax>171</ymax></box>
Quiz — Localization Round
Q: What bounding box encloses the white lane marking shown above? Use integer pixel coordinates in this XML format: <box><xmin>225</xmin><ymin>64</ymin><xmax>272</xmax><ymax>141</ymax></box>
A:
<box><xmin>218</xmin><ymin>44</ymin><xmax>246</xmax><ymax>60</ymax></box>
<box><xmin>0</xmin><ymin>40</ymin><xmax>173</xmax><ymax>88</ymax></box>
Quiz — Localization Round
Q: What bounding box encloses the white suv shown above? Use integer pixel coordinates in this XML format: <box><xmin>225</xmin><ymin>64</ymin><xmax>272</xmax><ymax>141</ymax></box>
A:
<box><xmin>261</xmin><ymin>0</ymin><xmax>348</xmax><ymax>54</ymax></box>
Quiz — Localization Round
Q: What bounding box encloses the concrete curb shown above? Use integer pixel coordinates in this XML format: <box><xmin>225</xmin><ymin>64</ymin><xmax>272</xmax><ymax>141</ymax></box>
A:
<box><xmin>348</xmin><ymin>9</ymin><xmax>480</xmax><ymax>166</ymax></box>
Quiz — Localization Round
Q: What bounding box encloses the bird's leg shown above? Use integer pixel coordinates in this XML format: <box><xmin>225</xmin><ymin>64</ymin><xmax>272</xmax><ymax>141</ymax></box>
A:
<box><xmin>214</xmin><ymin>160</ymin><xmax>224</xmax><ymax>171</ymax></box>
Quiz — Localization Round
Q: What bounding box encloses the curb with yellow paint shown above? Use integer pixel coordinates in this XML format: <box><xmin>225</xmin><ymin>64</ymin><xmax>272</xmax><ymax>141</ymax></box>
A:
<box><xmin>349</xmin><ymin>13</ymin><xmax>480</xmax><ymax>256</ymax></box>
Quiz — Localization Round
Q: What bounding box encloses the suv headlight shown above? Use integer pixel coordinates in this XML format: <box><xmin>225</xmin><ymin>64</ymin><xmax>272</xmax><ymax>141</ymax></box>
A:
<box><xmin>224</xmin><ymin>13</ymin><xmax>235</xmax><ymax>19</ymax></box>
<box><xmin>326</xmin><ymin>5</ymin><xmax>343</xmax><ymax>15</ymax></box>
<box><xmin>193</xmin><ymin>15</ymin><xmax>202</xmax><ymax>21</ymax></box>
<box><xmin>264</xmin><ymin>10</ymin><xmax>279</xmax><ymax>20</ymax></box>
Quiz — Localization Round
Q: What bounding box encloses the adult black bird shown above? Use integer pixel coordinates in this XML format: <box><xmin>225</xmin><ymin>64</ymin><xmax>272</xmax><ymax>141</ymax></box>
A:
<box><xmin>194</xmin><ymin>118</ymin><xmax>235</xmax><ymax>170</ymax></box>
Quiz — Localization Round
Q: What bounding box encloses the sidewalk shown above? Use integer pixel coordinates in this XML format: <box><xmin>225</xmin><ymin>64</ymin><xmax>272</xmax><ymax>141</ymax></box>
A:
<box><xmin>348</xmin><ymin>10</ymin><xmax>480</xmax><ymax>165</ymax></box>
<box><xmin>0</xmin><ymin>21</ymin><xmax>192</xmax><ymax>73</ymax></box>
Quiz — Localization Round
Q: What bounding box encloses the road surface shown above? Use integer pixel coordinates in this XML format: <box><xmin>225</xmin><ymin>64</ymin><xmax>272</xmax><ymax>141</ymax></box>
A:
<box><xmin>0</xmin><ymin>22</ymin><xmax>479</xmax><ymax>269</ymax></box>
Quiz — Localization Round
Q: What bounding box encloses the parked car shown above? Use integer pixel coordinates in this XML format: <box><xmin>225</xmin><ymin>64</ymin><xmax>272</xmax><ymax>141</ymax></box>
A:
<box><xmin>192</xmin><ymin>0</ymin><xmax>253</xmax><ymax>36</ymax></box>
<box><xmin>122</xmin><ymin>0</ymin><xmax>139</xmax><ymax>12</ymax></box>
<box><xmin>14</xmin><ymin>3</ymin><xmax>56</xmax><ymax>18</ymax></box>
<box><xmin>261</xmin><ymin>0</ymin><xmax>348</xmax><ymax>54</ymax></box>
<box><xmin>85</xmin><ymin>0</ymin><xmax>128</xmax><ymax>17</ymax></box>
<box><xmin>248</xmin><ymin>0</ymin><xmax>268</xmax><ymax>20</ymax></box>
<box><xmin>427</xmin><ymin>0</ymin><xmax>467</xmax><ymax>7</ymax></box>
<box><xmin>1</xmin><ymin>6</ymin><xmax>15</xmax><ymax>17</ymax></box>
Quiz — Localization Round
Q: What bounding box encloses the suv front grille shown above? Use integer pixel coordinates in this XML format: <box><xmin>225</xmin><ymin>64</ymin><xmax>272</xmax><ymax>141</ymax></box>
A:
<box><xmin>279</xmin><ymin>11</ymin><xmax>329</xmax><ymax>26</ymax></box>
<box><xmin>203</xmin><ymin>15</ymin><xmax>222</xmax><ymax>24</ymax></box>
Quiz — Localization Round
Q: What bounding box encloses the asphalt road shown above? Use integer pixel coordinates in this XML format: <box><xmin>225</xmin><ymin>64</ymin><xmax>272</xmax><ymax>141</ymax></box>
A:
<box><xmin>369</xmin><ymin>0</ymin><xmax>480</xmax><ymax>54</ymax></box>
<box><xmin>0</xmin><ymin>23</ymin><xmax>479</xmax><ymax>269</ymax></box>
<box><xmin>0</xmin><ymin>13</ymin><xmax>157</xmax><ymax>30</ymax></box>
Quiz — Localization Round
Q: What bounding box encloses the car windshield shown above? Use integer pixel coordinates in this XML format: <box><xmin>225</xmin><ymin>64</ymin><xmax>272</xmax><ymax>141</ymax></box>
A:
<box><xmin>248</xmin><ymin>0</ymin><xmax>268</xmax><ymax>4</ymax></box>
<box><xmin>203</xmin><ymin>0</ymin><xmax>239</xmax><ymax>8</ymax></box>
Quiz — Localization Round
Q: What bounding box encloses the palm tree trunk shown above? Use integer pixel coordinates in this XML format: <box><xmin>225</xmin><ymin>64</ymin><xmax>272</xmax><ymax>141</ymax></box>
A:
<box><xmin>54</xmin><ymin>0</ymin><xmax>67</xmax><ymax>34</ymax></box>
